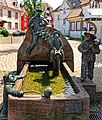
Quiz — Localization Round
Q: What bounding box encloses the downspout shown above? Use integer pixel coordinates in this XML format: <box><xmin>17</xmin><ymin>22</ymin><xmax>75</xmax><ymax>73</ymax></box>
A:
<box><xmin>80</xmin><ymin>18</ymin><xmax>83</xmax><ymax>36</ymax></box>
<box><xmin>80</xmin><ymin>4</ymin><xmax>83</xmax><ymax>36</ymax></box>
<box><xmin>69</xmin><ymin>20</ymin><xmax>71</xmax><ymax>36</ymax></box>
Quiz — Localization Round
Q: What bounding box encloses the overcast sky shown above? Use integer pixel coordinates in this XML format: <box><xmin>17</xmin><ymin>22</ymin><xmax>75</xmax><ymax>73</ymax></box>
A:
<box><xmin>42</xmin><ymin>0</ymin><xmax>63</xmax><ymax>9</ymax></box>
<box><xmin>18</xmin><ymin>0</ymin><xmax>63</xmax><ymax>9</ymax></box>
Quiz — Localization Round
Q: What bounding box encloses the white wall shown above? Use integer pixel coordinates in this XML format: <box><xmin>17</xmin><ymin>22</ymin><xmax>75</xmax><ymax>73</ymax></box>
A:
<box><xmin>70</xmin><ymin>31</ymin><xmax>81</xmax><ymax>38</ymax></box>
<box><xmin>53</xmin><ymin>0</ymin><xmax>70</xmax><ymax>36</ymax></box>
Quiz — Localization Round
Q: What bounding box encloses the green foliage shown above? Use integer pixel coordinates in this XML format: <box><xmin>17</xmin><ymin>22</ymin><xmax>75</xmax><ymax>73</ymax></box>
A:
<box><xmin>80</xmin><ymin>35</ymin><xmax>85</xmax><ymax>42</ymax></box>
<box><xmin>21</xmin><ymin>70</ymin><xmax>65</xmax><ymax>95</ymax></box>
<box><xmin>91</xmin><ymin>101</ymin><xmax>102</xmax><ymax>106</ymax></box>
<box><xmin>24</xmin><ymin>0</ymin><xmax>42</xmax><ymax>18</ymax></box>
<box><xmin>1</xmin><ymin>29</ymin><xmax>9</xmax><ymax>37</ymax></box>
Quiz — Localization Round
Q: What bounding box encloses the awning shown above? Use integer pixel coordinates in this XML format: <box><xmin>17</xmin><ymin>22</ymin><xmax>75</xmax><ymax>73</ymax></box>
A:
<box><xmin>66</xmin><ymin>11</ymin><xmax>84</xmax><ymax>19</ymax></box>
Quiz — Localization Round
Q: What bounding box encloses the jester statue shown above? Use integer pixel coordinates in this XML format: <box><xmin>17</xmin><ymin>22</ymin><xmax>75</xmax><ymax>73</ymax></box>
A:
<box><xmin>78</xmin><ymin>31</ymin><xmax>100</xmax><ymax>82</ymax></box>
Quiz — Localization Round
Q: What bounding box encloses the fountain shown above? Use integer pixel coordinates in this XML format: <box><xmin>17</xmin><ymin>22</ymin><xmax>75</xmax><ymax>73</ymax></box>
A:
<box><xmin>2</xmin><ymin>9</ymin><xmax>90</xmax><ymax>120</ymax></box>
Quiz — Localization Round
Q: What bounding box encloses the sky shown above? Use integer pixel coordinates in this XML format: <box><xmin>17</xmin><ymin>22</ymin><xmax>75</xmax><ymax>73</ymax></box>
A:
<box><xmin>42</xmin><ymin>0</ymin><xmax>63</xmax><ymax>9</ymax></box>
<box><xmin>18</xmin><ymin>0</ymin><xmax>63</xmax><ymax>9</ymax></box>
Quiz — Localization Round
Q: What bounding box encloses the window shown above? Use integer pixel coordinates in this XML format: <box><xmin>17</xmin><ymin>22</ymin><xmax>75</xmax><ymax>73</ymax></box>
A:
<box><xmin>13</xmin><ymin>2</ymin><xmax>15</xmax><ymax>6</ymax></box>
<box><xmin>63</xmin><ymin>9</ymin><xmax>66</xmax><ymax>14</ymax></box>
<box><xmin>57</xmin><ymin>15</ymin><xmax>60</xmax><ymax>20</ymax></box>
<box><xmin>83</xmin><ymin>21</ymin><xmax>87</xmax><ymax>29</ymax></box>
<box><xmin>15</xmin><ymin>12</ymin><xmax>18</xmax><ymax>19</ymax></box>
<box><xmin>63</xmin><ymin>19</ymin><xmax>66</xmax><ymax>25</ymax></box>
<box><xmin>8</xmin><ymin>11</ymin><xmax>11</xmax><ymax>18</ymax></box>
<box><xmin>24</xmin><ymin>22</ymin><xmax>26</xmax><ymax>26</ymax></box>
<box><xmin>24</xmin><ymin>15</ymin><xmax>26</xmax><ymax>20</ymax></box>
<box><xmin>76</xmin><ymin>21</ymin><xmax>81</xmax><ymax>31</ymax></box>
<box><xmin>8</xmin><ymin>22</ymin><xmax>11</xmax><ymax>29</ymax></box>
<box><xmin>0</xmin><ymin>9</ymin><xmax>3</xmax><ymax>17</ymax></box>
<box><xmin>91</xmin><ymin>18</ymin><xmax>102</xmax><ymax>21</ymax></box>
<box><xmin>15</xmin><ymin>23</ymin><xmax>18</xmax><ymax>29</ymax></box>
<box><xmin>91</xmin><ymin>1</ymin><xmax>100</xmax><ymax>8</ymax></box>
<box><xmin>13</xmin><ymin>2</ymin><xmax>18</xmax><ymax>7</ymax></box>
<box><xmin>70</xmin><ymin>22</ymin><xmax>75</xmax><ymax>31</ymax></box>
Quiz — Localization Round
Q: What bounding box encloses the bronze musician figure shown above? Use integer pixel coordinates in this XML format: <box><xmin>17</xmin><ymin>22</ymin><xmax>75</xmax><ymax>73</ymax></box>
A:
<box><xmin>78</xmin><ymin>32</ymin><xmax>100</xmax><ymax>82</ymax></box>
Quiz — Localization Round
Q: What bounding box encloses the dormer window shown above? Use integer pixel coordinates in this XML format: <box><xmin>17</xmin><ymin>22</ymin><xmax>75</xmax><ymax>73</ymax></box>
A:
<box><xmin>63</xmin><ymin>9</ymin><xmax>66</xmax><ymax>14</ymax></box>
<box><xmin>13</xmin><ymin>2</ymin><xmax>15</xmax><ymax>6</ymax></box>
<box><xmin>13</xmin><ymin>2</ymin><xmax>18</xmax><ymax>7</ymax></box>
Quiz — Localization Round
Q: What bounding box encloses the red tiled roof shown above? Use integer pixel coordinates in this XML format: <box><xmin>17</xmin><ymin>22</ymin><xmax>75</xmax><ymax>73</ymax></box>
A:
<box><xmin>67</xmin><ymin>11</ymin><xmax>84</xmax><ymax>19</ymax></box>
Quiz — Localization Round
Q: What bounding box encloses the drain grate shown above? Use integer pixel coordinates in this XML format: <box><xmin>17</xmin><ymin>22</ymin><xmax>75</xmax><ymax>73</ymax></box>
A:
<box><xmin>89</xmin><ymin>113</ymin><xmax>102</xmax><ymax>120</ymax></box>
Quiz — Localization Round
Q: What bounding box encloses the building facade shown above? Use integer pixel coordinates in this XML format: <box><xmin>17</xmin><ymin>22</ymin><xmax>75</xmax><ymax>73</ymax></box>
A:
<box><xmin>53</xmin><ymin>0</ymin><xmax>70</xmax><ymax>36</ymax></box>
<box><xmin>53</xmin><ymin>0</ymin><xmax>102</xmax><ymax>42</ymax></box>
<box><xmin>21</xmin><ymin>7</ymin><xmax>29</xmax><ymax>31</ymax></box>
<box><xmin>0</xmin><ymin>0</ymin><xmax>22</xmax><ymax>33</ymax></box>
<box><xmin>43</xmin><ymin>2</ymin><xmax>54</xmax><ymax>27</ymax></box>
<box><xmin>53</xmin><ymin>0</ymin><xmax>80</xmax><ymax>36</ymax></box>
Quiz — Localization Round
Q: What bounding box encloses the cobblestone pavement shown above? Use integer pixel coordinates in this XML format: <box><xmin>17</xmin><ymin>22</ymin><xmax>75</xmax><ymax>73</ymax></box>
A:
<box><xmin>0</xmin><ymin>40</ymin><xmax>102</xmax><ymax>118</ymax></box>
<box><xmin>0</xmin><ymin>42</ymin><xmax>22</xmax><ymax>105</ymax></box>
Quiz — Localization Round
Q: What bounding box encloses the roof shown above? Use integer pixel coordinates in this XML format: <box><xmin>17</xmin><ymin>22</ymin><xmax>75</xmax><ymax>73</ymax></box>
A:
<box><xmin>52</xmin><ymin>6</ymin><xmax>60</xmax><ymax>12</ymax></box>
<box><xmin>0</xmin><ymin>0</ymin><xmax>7</xmax><ymax>7</ymax></box>
<box><xmin>80</xmin><ymin>0</ymin><xmax>91</xmax><ymax>6</ymax></box>
<box><xmin>42</xmin><ymin>2</ymin><xmax>53</xmax><ymax>12</ymax></box>
<box><xmin>0</xmin><ymin>0</ymin><xmax>22</xmax><ymax>11</ymax></box>
<box><xmin>66</xmin><ymin>11</ymin><xmax>84</xmax><ymax>19</ymax></box>
<box><xmin>65</xmin><ymin>0</ymin><xmax>80</xmax><ymax>8</ymax></box>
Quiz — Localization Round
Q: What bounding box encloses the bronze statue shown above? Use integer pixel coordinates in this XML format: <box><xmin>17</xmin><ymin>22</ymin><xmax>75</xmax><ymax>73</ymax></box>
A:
<box><xmin>27</xmin><ymin>8</ymin><xmax>48</xmax><ymax>54</ymax></box>
<box><xmin>49</xmin><ymin>31</ymin><xmax>65</xmax><ymax>76</ymax></box>
<box><xmin>78</xmin><ymin>32</ymin><xmax>100</xmax><ymax>82</ymax></box>
<box><xmin>2</xmin><ymin>72</ymin><xmax>26</xmax><ymax>116</ymax></box>
<box><xmin>50</xmin><ymin>31</ymin><xmax>65</xmax><ymax>62</ymax></box>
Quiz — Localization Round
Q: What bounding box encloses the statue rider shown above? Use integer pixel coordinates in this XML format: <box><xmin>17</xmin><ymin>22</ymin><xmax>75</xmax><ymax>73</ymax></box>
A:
<box><xmin>78</xmin><ymin>32</ymin><xmax>100</xmax><ymax>82</ymax></box>
<box><xmin>27</xmin><ymin>8</ymin><xmax>48</xmax><ymax>54</ymax></box>
<box><xmin>50</xmin><ymin>31</ymin><xmax>65</xmax><ymax>62</ymax></box>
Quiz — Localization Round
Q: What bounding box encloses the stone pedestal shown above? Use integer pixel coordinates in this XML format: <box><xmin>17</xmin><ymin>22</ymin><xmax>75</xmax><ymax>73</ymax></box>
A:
<box><xmin>81</xmin><ymin>78</ymin><xmax>96</xmax><ymax>93</ymax></box>
<box><xmin>80</xmin><ymin>78</ymin><xmax>102</xmax><ymax>102</ymax></box>
<box><xmin>80</xmin><ymin>78</ymin><xmax>96</xmax><ymax>102</ymax></box>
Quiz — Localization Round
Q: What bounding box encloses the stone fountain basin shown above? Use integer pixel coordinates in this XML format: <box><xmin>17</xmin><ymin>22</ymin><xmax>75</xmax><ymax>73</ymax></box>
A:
<box><xmin>8</xmin><ymin>63</ymin><xmax>89</xmax><ymax>120</ymax></box>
